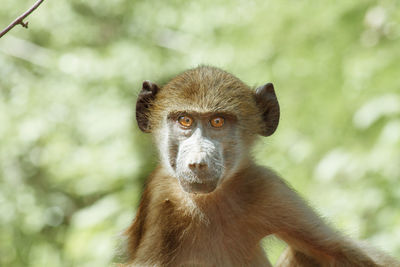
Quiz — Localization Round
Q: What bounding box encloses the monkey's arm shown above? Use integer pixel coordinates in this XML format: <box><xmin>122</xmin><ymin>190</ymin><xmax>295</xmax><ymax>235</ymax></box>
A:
<box><xmin>275</xmin><ymin>246</ymin><xmax>320</xmax><ymax>267</ymax></box>
<box><xmin>275</xmin><ymin>243</ymin><xmax>400</xmax><ymax>267</ymax></box>
<box><xmin>259</xmin><ymin>171</ymin><xmax>378</xmax><ymax>266</ymax></box>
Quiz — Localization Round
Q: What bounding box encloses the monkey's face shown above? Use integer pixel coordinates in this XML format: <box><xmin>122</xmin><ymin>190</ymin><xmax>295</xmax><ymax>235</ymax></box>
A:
<box><xmin>160</xmin><ymin>112</ymin><xmax>242</xmax><ymax>194</ymax></box>
<box><xmin>135</xmin><ymin>66</ymin><xmax>280</xmax><ymax>194</ymax></box>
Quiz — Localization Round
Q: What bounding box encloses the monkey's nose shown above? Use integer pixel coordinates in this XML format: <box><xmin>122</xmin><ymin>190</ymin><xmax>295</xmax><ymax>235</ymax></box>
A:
<box><xmin>188</xmin><ymin>162</ymin><xmax>208</xmax><ymax>170</ymax></box>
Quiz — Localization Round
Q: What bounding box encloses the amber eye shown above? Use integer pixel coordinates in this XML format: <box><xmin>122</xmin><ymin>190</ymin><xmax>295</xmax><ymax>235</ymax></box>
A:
<box><xmin>178</xmin><ymin>115</ymin><xmax>193</xmax><ymax>128</ymax></box>
<box><xmin>210</xmin><ymin>117</ymin><xmax>225</xmax><ymax>128</ymax></box>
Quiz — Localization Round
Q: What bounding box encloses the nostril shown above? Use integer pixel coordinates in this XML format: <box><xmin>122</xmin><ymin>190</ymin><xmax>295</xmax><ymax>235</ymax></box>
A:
<box><xmin>188</xmin><ymin>163</ymin><xmax>207</xmax><ymax>170</ymax></box>
<box><xmin>198</xmin><ymin>163</ymin><xmax>207</xmax><ymax>170</ymax></box>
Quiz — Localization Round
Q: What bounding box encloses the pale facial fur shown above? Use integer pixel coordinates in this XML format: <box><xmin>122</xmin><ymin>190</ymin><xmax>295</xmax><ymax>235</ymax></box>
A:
<box><xmin>157</xmin><ymin>111</ymin><xmax>243</xmax><ymax>194</ymax></box>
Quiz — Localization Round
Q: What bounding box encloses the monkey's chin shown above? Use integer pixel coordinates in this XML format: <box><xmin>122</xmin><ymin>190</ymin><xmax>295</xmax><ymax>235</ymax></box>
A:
<box><xmin>178</xmin><ymin>179</ymin><xmax>218</xmax><ymax>194</ymax></box>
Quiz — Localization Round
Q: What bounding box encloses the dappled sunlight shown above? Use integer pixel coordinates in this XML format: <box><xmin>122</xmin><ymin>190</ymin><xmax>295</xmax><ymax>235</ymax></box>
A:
<box><xmin>1</xmin><ymin>0</ymin><xmax>399</xmax><ymax>266</ymax></box>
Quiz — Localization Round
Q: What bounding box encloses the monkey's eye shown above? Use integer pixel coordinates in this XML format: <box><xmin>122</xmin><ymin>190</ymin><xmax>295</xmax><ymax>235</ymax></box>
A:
<box><xmin>210</xmin><ymin>117</ymin><xmax>225</xmax><ymax>128</ymax></box>
<box><xmin>178</xmin><ymin>115</ymin><xmax>194</xmax><ymax>128</ymax></box>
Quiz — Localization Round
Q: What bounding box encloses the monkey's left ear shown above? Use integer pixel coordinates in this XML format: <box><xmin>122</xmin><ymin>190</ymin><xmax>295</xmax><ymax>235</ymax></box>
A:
<box><xmin>136</xmin><ymin>81</ymin><xmax>160</xmax><ymax>133</ymax></box>
<box><xmin>255</xmin><ymin>83</ymin><xmax>280</xmax><ymax>136</ymax></box>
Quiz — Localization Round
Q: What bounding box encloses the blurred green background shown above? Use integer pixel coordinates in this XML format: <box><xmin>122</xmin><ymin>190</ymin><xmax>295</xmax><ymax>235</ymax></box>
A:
<box><xmin>0</xmin><ymin>0</ymin><xmax>399</xmax><ymax>266</ymax></box>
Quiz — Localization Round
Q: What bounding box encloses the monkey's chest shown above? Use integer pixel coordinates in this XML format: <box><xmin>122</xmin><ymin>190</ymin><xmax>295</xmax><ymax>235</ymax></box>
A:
<box><xmin>152</xmin><ymin>214</ymin><xmax>269</xmax><ymax>266</ymax></box>
<box><xmin>182</xmin><ymin>226</ymin><xmax>267</xmax><ymax>266</ymax></box>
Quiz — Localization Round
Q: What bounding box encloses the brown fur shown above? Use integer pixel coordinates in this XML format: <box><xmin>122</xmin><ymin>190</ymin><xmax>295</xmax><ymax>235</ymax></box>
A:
<box><xmin>276</xmin><ymin>243</ymin><xmax>400</xmax><ymax>267</ymax></box>
<box><xmin>149</xmin><ymin>66</ymin><xmax>265</xmax><ymax>139</ymax></box>
<box><xmin>125</xmin><ymin>165</ymin><xmax>273</xmax><ymax>266</ymax></box>
<box><xmin>124</xmin><ymin>66</ymin><xmax>399</xmax><ymax>267</ymax></box>
<box><xmin>125</xmin><ymin>163</ymin><xmax>398</xmax><ymax>266</ymax></box>
<box><xmin>276</xmin><ymin>247</ymin><xmax>321</xmax><ymax>267</ymax></box>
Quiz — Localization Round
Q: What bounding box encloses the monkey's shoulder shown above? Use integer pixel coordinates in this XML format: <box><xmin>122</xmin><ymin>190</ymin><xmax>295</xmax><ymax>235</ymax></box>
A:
<box><xmin>125</xmin><ymin>168</ymin><xmax>187</xmax><ymax>264</ymax></box>
<box><xmin>229</xmin><ymin>165</ymin><xmax>288</xmax><ymax>193</ymax></box>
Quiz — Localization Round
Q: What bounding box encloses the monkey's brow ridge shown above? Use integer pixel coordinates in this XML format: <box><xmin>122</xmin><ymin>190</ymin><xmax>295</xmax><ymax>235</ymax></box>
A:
<box><xmin>168</xmin><ymin>110</ymin><xmax>236</xmax><ymax>119</ymax></box>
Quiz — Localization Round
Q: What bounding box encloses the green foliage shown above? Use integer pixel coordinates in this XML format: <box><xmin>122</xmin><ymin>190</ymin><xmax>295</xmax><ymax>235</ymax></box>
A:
<box><xmin>0</xmin><ymin>0</ymin><xmax>399</xmax><ymax>266</ymax></box>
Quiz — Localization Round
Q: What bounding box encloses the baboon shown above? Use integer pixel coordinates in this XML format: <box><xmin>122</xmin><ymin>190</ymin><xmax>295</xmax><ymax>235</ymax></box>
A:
<box><xmin>124</xmin><ymin>66</ymin><xmax>398</xmax><ymax>267</ymax></box>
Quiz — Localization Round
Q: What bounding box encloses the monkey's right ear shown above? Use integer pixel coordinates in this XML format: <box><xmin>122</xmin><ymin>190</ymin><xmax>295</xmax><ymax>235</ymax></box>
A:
<box><xmin>255</xmin><ymin>83</ymin><xmax>280</xmax><ymax>136</ymax></box>
<box><xmin>136</xmin><ymin>81</ymin><xmax>160</xmax><ymax>133</ymax></box>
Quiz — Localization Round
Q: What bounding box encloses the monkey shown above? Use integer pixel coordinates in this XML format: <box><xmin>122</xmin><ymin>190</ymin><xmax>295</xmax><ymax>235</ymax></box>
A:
<box><xmin>124</xmin><ymin>66</ymin><xmax>399</xmax><ymax>266</ymax></box>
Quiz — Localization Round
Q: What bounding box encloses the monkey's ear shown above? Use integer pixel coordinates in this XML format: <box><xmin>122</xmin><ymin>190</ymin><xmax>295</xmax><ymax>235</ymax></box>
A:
<box><xmin>136</xmin><ymin>81</ymin><xmax>160</xmax><ymax>133</ymax></box>
<box><xmin>255</xmin><ymin>83</ymin><xmax>280</xmax><ymax>136</ymax></box>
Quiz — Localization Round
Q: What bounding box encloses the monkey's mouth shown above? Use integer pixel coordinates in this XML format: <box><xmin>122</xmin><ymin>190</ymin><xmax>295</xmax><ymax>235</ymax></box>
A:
<box><xmin>178</xmin><ymin>179</ymin><xmax>218</xmax><ymax>194</ymax></box>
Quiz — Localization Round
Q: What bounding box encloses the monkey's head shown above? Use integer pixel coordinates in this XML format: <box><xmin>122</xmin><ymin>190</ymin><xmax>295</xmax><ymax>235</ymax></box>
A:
<box><xmin>136</xmin><ymin>66</ymin><xmax>279</xmax><ymax>194</ymax></box>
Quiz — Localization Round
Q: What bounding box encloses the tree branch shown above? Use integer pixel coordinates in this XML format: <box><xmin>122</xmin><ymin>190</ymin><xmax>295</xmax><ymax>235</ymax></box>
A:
<box><xmin>0</xmin><ymin>0</ymin><xmax>45</xmax><ymax>39</ymax></box>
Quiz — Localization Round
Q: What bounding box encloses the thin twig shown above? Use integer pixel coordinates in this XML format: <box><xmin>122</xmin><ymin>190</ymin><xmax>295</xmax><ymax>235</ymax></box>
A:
<box><xmin>0</xmin><ymin>0</ymin><xmax>45</xmax><ymax>38</ymax></box>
